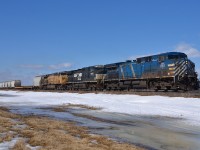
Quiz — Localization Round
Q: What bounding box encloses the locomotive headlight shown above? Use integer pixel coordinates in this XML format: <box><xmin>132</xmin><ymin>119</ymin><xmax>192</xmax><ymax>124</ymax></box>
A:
<box><xmin>169</xmin><ymin>67</ymin><xmax>175</xmax><ymax>71</ymax></box>
<box><xmin>168</xmin><ymin>64</ymin><xmax>175</xmax><ymax>67</ymax></box>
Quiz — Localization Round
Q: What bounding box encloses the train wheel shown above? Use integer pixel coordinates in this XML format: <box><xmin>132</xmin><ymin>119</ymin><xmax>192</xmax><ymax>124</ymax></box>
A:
<box><xmin>174</xmin><ymin>89</ymin><xmax>178</xmax><ymax>92</ymax></box>
<box><xmin>155</xmin><ymin>86</ymin><xmax>160</xmax><ymax>92</ymax></box>
<box><xmin>164</xmin><ymin>86</ymin><xmax>171</xmax><ymax>92</ymax></box>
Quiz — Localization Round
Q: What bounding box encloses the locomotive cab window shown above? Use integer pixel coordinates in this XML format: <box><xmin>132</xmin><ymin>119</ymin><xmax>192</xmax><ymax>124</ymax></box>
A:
<box><xmin>168</xmin><ymin>55</ymin><xmax>179</xmax><ymax>60</ymax></box>
<box><xmin>158</xmin><ymin>56</ymin><xmax>165</xmax><ymax>62</ymax></box>
<box><xmin>145</xmin><ymin>57</ymin><xmax>152</xmax><ymax>62</ymax></box>
<box><xmin>180</xmin><ymin>54</ymin><xmax>187</xmax><ymax>59</ymax></box>
<box><xmin>137</xmin><ymin>58</ymin><xmax>141</xmax><ymax>63</ymax></box>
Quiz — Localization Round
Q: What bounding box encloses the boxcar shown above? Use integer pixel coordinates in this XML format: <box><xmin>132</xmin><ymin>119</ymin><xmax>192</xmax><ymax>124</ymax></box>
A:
<box><xmin>0</xmin><ymin>80</ymin><xmax>21</xmax><ymax>88</ymax></box>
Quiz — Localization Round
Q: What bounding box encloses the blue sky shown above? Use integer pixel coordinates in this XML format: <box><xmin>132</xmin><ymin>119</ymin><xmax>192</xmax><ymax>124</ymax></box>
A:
<box><xmin>0</xmin><ymin>0</ymin><xmax>200</xmax><ymax>85</ymax></box>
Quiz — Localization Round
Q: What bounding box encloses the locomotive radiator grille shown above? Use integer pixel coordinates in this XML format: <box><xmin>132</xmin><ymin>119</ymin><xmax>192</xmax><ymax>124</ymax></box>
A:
<box><xmin>174</xmin><ymin>60</ymin><xmax>187</xmax><ymax>77</ymax></box>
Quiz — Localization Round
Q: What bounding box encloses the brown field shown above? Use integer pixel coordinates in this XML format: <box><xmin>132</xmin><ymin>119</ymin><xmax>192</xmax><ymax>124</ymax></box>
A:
<box><xmin>0</xmin><ymin>107</ymin><xmax>144</xmax><ymax>150</ymax></box>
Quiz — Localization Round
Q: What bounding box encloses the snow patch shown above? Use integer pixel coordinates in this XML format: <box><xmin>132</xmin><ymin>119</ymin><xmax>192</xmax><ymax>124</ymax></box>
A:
<box><xmin>0</xmin><ymin>91</ymin><xmax>200</xmax><ymax>126</ymax></box>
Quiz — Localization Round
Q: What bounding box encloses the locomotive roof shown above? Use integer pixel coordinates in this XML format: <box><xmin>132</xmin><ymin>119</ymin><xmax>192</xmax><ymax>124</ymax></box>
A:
<box><xmin>104</xmin><ymin>62</ymin><xmax>126</xmax><ymax>67</ymax></box>
<box><xmin>34</xmin><ymin>52</ymin><xmax>188</xmax><ymax>78</ymax></box>
<box><xmin>135</xmin><ymin>52</ymin><xmax>187</xmax><ymax>60</ymax></box>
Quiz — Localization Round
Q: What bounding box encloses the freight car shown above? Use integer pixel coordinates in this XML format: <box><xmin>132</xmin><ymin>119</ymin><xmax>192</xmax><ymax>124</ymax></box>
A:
<box><xmin>33</xmin><ymin>52</ymin><xmax>199</xmax><ymax>91</ymax></box>
<box><xmin>0</xmin><ymin>80</ymin><xmax>21</xmax><ymax>89</ymax></box>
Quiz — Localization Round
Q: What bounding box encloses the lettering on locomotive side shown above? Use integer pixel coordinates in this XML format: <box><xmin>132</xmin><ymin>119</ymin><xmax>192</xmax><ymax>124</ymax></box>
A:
<box><xmin>160</xmin><ymin>63</ymin><xmax>165</xmax><ymax>69</ymax></box>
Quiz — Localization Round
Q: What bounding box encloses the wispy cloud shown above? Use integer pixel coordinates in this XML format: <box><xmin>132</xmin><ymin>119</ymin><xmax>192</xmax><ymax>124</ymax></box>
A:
<box><xmin>173</xmin><ymin>43</ymin><xmax>200</xmax><ymax>58</ymax></box>
<box><xmin>19</xmin><ymin>63</ymin><xmax>73</xmax><ymax>70</ymax></box>
<box><xmin>48</xmin><ymin>63</ymin><xmax>72</xmax><ymax>70</ymax></box>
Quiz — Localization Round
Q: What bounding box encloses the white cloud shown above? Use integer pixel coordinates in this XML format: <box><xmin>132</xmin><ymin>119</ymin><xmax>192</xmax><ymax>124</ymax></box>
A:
<box><xmin>48</xmin><ymin>63</ymin><xmax>72</xmax><ymax>70</ymax></box>
<box><xmin>174</xmin><ymin>43</ymin><xmax>200</xmax><ymax>58</ymax></box>
<box><xmin>19</xmin><ymin>63</ymin><xmax>73</xmax><ymax>70</ymax></box>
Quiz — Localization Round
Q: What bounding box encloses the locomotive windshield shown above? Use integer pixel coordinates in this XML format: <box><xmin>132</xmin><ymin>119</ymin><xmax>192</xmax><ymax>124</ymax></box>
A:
<box><xmin>168</xmin><ymin>54</ymin><xmax>187</xmax><ymax>60</ymax></box>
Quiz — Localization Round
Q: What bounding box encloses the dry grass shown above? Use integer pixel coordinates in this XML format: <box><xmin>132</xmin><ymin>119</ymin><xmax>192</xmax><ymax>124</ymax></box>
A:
<box><xmin>20</xmin><ymin>116</ymin><xmax>141</xmax><ymax>150</ymax></box>
<box><xmin>0</xmin><ymin>106</ymin><xmax>9</xmax><ymax>111</ymax></box>
<box><xmin>0</xmin><ymin>132</ymin><xmax>15</xmax><ymax>142</ymax></box>
<box><xmin>43</xmin><ymin>103</ymin><xmax>101</xmax><ymax>113</ymax></box>
<box><xmin>0</xmin><ymin>109</ymin><xmax>18</xmax><ymax>143</ymax></box>
<box><xmin>0</xmin><ymin>117</ymin><xmax>13</xmax><ymax>132</ymax></box>
<box><xmin>0</xmin><ymin>107</ymin><xmax>144</xmax><ymax>150</ymax></box>
<box><xmin>66</xmin><ymin>103</ymin><xmax>102</xmax><ymax>110</ymax></box>
<box><xmin>11</xmin><ymin>139</ymin><xmax>31</xmax><ymax>150</ymax></box>
<box><xmin>52</xmin><ymin>103</ymin><xmax>101</xmax><ymax>112</ymax></box>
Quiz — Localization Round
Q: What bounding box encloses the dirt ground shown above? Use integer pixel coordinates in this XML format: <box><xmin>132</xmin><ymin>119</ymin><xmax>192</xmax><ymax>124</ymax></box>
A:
<box><xmin>0</xmin><ymin>107</ymin><xmax>144</xmax><ymax>150</ymax></box>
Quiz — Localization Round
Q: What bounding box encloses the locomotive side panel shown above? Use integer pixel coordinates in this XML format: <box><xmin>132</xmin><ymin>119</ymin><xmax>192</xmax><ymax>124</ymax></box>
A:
<box><xmin>47</xmin><ymin>74</ymin><xmax>68</xmax><ymax>85</ymax></box>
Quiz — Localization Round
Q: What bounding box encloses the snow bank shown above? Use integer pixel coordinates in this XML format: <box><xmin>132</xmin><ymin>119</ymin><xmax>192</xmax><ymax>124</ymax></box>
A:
<box><xmin>0</xmin><ymin>91</ymin><xmax>200</xmax><ymax>126</ymax></box>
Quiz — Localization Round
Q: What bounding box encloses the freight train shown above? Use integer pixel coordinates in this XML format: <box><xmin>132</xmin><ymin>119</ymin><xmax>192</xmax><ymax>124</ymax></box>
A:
<box><xmin>33</xmin><ymin>52</ymin><xmax>199</xmax><ymax>91</ymax></box>
<box><xmin>0</xmin><ymin>52</ymin><xmax>199</xmax><ymax>91</ymax></box>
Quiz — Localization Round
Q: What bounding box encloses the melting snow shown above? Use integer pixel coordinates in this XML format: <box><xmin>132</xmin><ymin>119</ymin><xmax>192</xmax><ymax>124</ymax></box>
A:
<box><xmin>0</xmin><ymin>90</ymin><xmax>200</xmax><ymax>126</ymax></box>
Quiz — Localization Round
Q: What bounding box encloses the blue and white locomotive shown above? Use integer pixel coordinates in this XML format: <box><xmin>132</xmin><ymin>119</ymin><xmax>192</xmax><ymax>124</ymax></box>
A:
<box><xmin>104</xmin><ymin>52</ymin><xmax>198</xmax><ymax>91</ymax></box>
